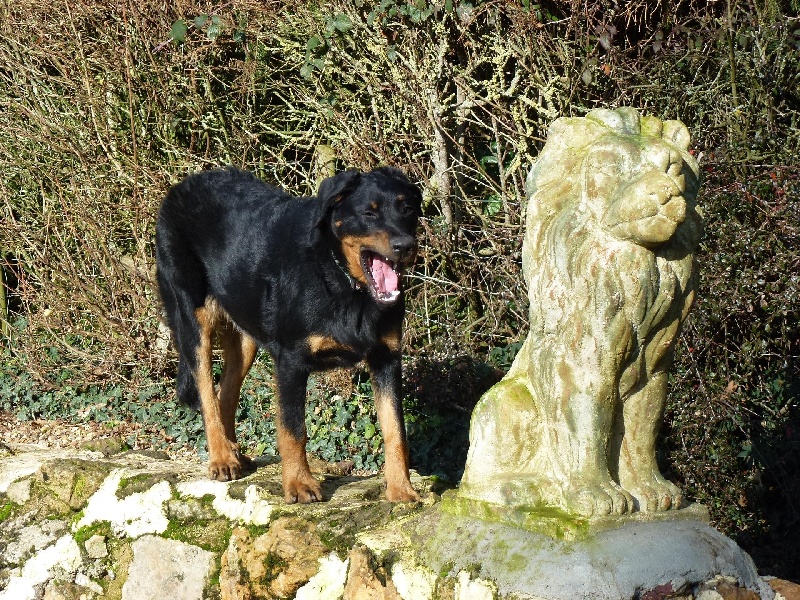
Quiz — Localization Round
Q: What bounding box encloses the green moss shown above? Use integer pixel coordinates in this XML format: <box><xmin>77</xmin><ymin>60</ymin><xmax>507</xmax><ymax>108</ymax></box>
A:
<box><xmin>117</xmin><ymin>473</ymin><xmax>175</xmax><ymax>498</ymax></box>
<box><xmin>70</xmin><ymin>509</ymin><xmax>86</xmax><ymax>527</ymax></box>
<box><xmin>440</xmin><ymin>491</ymin><xmax>589</xmax><ymax>541</ymax></box>
<box><xmin>245</xmin><ymin>522</ymin><xmax>271</xmax><ymax>538</ymax></box>
<box><xmin>438</xmin><ymin>559</ymin><xmax>455</xmax><ymax>579</ymax></box>
<box><xmin>260</xmin><ymin>551</ymin><xmax>288</xmax><ymax>585</ymax></box>
<box><xmin>163</xmin><ymin>518</ymin><xmax>232</xmax><ymax>553</ymax></box>
<box><xmin>72</xmin><ymin>472</ymin><xmax>88</xmax><ymax>500</ymax></box>
<box><xmin>0</xmin><ymin>501</ymin><xmax>16</xmax><ymax>522</ymax></box>
<box><xmin>73</xmin><ymin>520</ymin><xmax>112</xmax><ymax>545</ymax></box>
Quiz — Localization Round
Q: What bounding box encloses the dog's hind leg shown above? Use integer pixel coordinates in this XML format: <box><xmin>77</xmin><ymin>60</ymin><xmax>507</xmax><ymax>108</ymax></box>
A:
<box><xmin>272</xmin><ymin>355</ymin><xmax>323</xmax><ymax>503</ymax></box>
<box><xmin>218</xmin><ymin>322</ymin><xmax>258</xmax><ymax>470</ymax></box>
<box><xmin>194</xmin><ymin>299</ymin><xmax>247</xmax><ymax>481</ymax></box>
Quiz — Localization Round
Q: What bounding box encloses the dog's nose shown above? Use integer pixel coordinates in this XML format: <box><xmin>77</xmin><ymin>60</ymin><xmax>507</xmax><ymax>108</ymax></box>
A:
<box><xmin>392</xmin><ymin>236</ymin><xmax>416</xmax><ymax>258</ymax></box>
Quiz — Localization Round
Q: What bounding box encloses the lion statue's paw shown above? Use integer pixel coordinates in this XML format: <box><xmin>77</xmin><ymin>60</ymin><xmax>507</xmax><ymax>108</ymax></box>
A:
<box><xmin>624</xmin><ymin>474</ymin><xmax>685</xmax><ymax>513</ymax></box>
<box><xmin>564</xmin><ymin>479</ymin><xmax>635</xmax><ymax>518</ymax></box>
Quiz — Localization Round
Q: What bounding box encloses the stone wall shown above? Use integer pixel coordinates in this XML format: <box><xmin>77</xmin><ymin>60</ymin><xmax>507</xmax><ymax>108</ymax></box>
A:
<box><xmin>1</xmin><ymin>443</ymin><xmax>796</xmax><ymax>600</ymax></box>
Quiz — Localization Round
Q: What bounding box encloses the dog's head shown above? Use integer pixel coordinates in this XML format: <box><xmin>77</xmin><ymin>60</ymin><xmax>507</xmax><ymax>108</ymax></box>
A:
<box><xmin>316</xmin><ymin>167</ymin><xmax>422</xmax><ymax>306</ymax></box>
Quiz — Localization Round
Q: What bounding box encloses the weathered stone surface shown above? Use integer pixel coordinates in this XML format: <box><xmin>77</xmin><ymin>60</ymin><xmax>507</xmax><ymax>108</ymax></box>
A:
<box><xmin>220</xmin><ymin>518</ymin><xmax>330</xmax><ymax>599</ymax></box>
<box><xmin>295</xmin><ymin>553</ymin><xmax>349</xmax><ymax>600</ymax></box>
<box><xmin>219</xmin><ymin>528</ymin><xmax>254</xmax><ymax>600</ymax></box>
<box><xmin>3</xmin><ymin>518</ymin><xmax>68</xmax><ymax>566</ymax></box>
<box><xmin>83</xmin><ymin>534</ymin><xmax>108</xmax><ymax>559</ymax></box>
<box><xmin>770</xmin><ymin>578</ymin><xmax>800</xmax><ymax>600</ymax></box>
<box><xmin>459</xmin><ymin>107</ymin><xmax>703</xmax><ymax>520</ymax></box>
<box><xmin>122</xmin><ymin>535</ymin><xmax>215</xmax><ymax>600</ymax></box>
<box><xmin>342</xmin><ymin>545</ymin><xmax>401</xmax><ymax>600</ymax></box>
<box><xmin>0</xmin><ymin>534</ymin><xmax>82</xmax><ymax>600</ymax></box>
<box><xmin>0</xmin><ymin>443</ymin><xmax>780</xmax><ymax>599</ymax></box>
<box><xmin>404</xmin><ymin>508</ymin><xmax>775</xmax><ymax>600</ymax></box>
<box><xmin>5</xmin><ymin>477</ymin><xmax>31</xmax><ymax>504</ymax></box>
<box><xmin>42</xmin><ymin>579</ymin><xmax>98</xmax><ymax>600</ymax></box>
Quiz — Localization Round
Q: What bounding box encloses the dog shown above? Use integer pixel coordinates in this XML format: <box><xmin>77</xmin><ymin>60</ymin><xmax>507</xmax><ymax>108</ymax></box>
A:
<box><xmin>155</xmin><ymin>166</ymin><xmax>422</xmax><ymax>503</ymax></box>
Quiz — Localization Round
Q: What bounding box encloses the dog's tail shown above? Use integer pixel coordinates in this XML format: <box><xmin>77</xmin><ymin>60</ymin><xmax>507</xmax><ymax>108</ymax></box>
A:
<box><xmin>176</xmin><ymin>357</ymin><xmax>201</xmax><ymax>410</ymax></box>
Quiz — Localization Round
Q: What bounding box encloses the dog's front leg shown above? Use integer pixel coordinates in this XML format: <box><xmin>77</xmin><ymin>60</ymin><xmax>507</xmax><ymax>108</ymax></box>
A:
<box><xmin>273</xmin><ymin>358</ymin><xmax>323</xmax><ymax>503</ymax></box>
<box><xmin>367</xmin><ymin>347</ymin><xmax>420</xmax><ymax>502</ymax></box>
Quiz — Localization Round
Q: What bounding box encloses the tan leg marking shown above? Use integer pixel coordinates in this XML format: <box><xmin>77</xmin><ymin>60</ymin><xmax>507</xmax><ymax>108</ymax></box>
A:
<box><xmin>375</xmin><ymin>390</ymin><xmax>419</xmax><ymax>502</ymax></box>
<box><xmin>195</xmin><ymin>298</ymin><xmax>246</xmax><ymax>482</ymax></box>
<box><xmin>277</xmin><ymin>423</ymin><xmax>322</xmax><ymax>504</ymax></box>
<box><xmin>307</xmin><ymin>334</ymin><xmax>355</xmax><ymax>356</ymax></box>
<box><xmin>218</xmin><ymin>322</ymin><xmax>258</xmax><ymax>470</ymax></box>
<box><xmin>380</xmin><ymin>328</ymin><xmax>401</xmax><ymax>353</ymax></box>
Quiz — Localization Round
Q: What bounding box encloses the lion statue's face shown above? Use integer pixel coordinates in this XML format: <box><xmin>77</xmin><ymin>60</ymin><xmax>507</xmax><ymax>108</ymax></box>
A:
<box><xmin>526</xmin><ymin>107</ymin><xmax>702</xmax><ymax>252</ymax></box>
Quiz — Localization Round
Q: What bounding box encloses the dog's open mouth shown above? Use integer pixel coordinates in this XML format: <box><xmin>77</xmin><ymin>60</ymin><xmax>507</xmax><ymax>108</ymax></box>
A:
<box><xmin>361</xmin><ymin>250</ymin><xmax>402</xmax><ymax>305</ymax></box>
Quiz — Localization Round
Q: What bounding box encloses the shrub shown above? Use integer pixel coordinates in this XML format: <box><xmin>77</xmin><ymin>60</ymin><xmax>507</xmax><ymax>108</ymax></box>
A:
<box><xmin>0</xmin><ymin>0</ymin><xmax>798</xmax><ymax>578</ymax></box>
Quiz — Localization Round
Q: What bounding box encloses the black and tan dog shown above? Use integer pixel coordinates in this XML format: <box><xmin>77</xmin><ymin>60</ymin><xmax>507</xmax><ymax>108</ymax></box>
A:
<box><xmin>155</xmin><ymin>167</ymin><xmax>421</xmax><ymax>503</ymax></box>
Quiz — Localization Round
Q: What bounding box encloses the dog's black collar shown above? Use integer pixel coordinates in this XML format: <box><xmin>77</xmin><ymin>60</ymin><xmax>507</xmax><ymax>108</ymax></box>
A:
<box><xmin>330</xmin><ymin>250</ymin><xmax>363</xmax><ymax>291</ymax></box>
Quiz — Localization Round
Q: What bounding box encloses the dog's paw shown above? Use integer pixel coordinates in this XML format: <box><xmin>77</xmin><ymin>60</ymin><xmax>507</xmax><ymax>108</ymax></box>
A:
<box><xmin>208</xmin><ymin>447</ymin><xmax>253</xmax><ymax>482</ymax></box>
<box><xmin>284</xmin><ymin>476</ymin><xmax>323</xmax><ymax>504</ymax></box>
<box><xmin>208</xmin><ymin>458</ymin><xmax>243</xmax><ymax>482</ymax></box>
<box><xmin>385</xmin><ymin>480</ymin><xmax>420</xmax><ymax>503</ymax></box>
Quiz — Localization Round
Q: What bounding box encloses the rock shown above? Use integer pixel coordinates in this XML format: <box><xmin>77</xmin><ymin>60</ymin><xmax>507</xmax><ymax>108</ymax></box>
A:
<box><xmin>219</xmin><ymin>519</ymin><xmax>332</xmax><ymax>600</ymax></box>
<box><xmin>74</xmin><ymin>572</ymin><xmax>104</xmax><ymax>594</ymax></box>
<box><xmin>695</xmin><ymin>576</ymin><xmax>761</xmax><ymax>600</ymax></box>
<box><xmin>37</xmin><ymin>459</ymin><xmax>111</xmax><ymax>511</ymax></box>
<box><xmin>3</xmin><ymin>518</ymin><xmax>68</xmax><ymax>566</ymax></box>
<box><xmin>454</xmin><ymin>570</ymin><xmax>498</xmax><ymax>600</ymax></box>
<box><xmin>219</xmin><ymin>528</ymin><xmax>254</xmax><ymax>600</ymax></box>
<box><xmin>5</xmin><ymin>477</ymin><xmax>31</xmax><ymax>504</ymax></box>
<box><xmin>770</xmin><ymin>578</ymin><xmax>800</xmax><ymax>600</ymax></box>
<box><xmin>406</xmin><ymin>508</ymin><xmax>776</xmax><ymax>600</ymax></box>
<box><xmin>295</xmin><ymin>553</ymin><xmax>349</xmax><ymax>599</ymax></box>
<box><xmin>80</xmin><ymin>435</ymin><xmax>128</xmax><ymax>456</ymax></box>
<box><xmin>0</xmin><ymin>444</ymin><xmax>781</xmax><ymax>599</ymax></box>
<box><xmin>43</xmin><ymin>579</ymin><xmax>97</xmax><ymax>600</ymax></box>
<box><xmin>84</xmin><ymin>534</ymin><xmax>108</xmax><ymax>559</ymax></box>
<box><xmin>0</xmin><ymin>534</ymin><xmax>82</xmax><ymax>600</ymax></box>
<box><xmin>253</xmin><ymin>517</ymin><xmax>328</xmax><ymax>598</ymax></box>
<box><xmin>342</xmin><ymin>545</ymin><xmax>402</xmax><ymax>600</ymax></box>
<box><xmin>121</xmin><ymin>535</ymin><xmax>215</xmax><ymax>600</ymax></box>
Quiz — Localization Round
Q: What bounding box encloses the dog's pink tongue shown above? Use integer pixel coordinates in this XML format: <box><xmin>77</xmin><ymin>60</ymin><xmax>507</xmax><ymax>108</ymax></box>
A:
<box><xmin>371</xmin><ymin>255</ymin><xmax>398</xmax><ymax>294</ymax></box>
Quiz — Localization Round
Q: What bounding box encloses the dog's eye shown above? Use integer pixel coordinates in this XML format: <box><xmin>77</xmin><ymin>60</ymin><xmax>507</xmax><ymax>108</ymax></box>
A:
<box><xmin>399</xmin><ymin>204</ymin><xmax>415</xmax><ymax>216</ymax></box>
<box><xmin>363</xmin><ymin>209</ymin><xmax>378</xmax><ymax>219</ymax></box>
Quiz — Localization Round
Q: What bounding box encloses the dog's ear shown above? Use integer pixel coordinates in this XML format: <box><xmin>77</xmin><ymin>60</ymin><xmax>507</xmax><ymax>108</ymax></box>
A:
<box><xmin>315</xmin><ymin>170</ymin><xmax>361</xmax><ymax>229</ymax></box>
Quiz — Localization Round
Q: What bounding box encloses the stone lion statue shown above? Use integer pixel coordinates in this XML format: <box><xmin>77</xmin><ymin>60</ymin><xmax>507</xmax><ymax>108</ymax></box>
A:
<box><xmin>458</xmin><ymin>107</ymin><xmax>703</xmax><ymax>518</ymax></box>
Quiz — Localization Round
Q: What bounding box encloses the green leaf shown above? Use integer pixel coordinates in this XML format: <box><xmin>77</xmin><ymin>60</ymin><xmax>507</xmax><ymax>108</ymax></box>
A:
<box><xmin>307</xmin><ymin>35</ymin><xmax>322</xmax><ymax>50</ymax></box>
<box><xmin>363</xmin><ymin>422</ymin><xmax>376</xmax><ymax>440</ymax></box>
<box><xmin>194</xmin><ymin>15</ymin><xmax>209</xmax><ymax>28</ymax></box>
<box><xmin>170</xmin><ymin>20</ymin><xmax>188</xmax><ymax>43</ymax></box>
<box><xmin>331</xmin><ymin>13</ymin><xmax>352</xmax><ymax>32</ymax></box>
<box><xmin>207</xmin><ymin>22</ymin><xmax>223</xmax><ymax>40</ymax></box>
